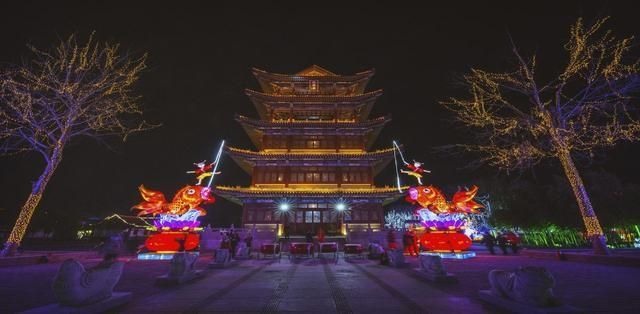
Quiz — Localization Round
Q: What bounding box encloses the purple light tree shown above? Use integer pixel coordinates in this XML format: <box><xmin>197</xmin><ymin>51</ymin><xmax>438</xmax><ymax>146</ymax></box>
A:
<box><xmin>441</xmin><ymin>17</ymin><xmax>640</xmax><ymax>255</ymax></box>
<box><xmin>0</xmin><ymin>33</ymin><xmax>156</xmax><ymax>256</ymax></box>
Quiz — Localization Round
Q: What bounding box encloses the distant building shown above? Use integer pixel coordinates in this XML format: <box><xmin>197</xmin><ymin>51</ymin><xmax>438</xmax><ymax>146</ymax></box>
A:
<box><xmin>77</xmin><ymin>214</ymin><xmax>155</xmax><ymax>240</ymax></box>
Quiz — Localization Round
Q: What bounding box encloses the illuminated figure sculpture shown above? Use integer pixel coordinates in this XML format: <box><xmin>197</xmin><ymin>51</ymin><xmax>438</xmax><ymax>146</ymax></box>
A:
<box><xmin>131</xmin><ymin>145</ymin><xmax>224</xmax><ymax>260</ymax></box>
<box><xmin>401</xmin><ymin>160</ymin><xmax>430</xmax><ymax>185</ymax></box>
<box><xmin>132</xmin><ymin>185</ymin><xmax>214</xmax><ymax>217</ymax></box>
<box><xmin>131</xmin><ymin>185</ymin><xmax>215</xmax><ymax>258</ymax></box>
<box><xmin>187</xmin><ymin>160</ymin><xmax>221</xmax><ymax>186</ymax></box>
<box><xmin>403</xmin><ymin>179</ymin><xmax>483</xmax><ymax>257</ymax></box>
<box><xmin>406</xmin><ymin>185</ymin><xmax>483</xmax><ymax>215</ymax></box>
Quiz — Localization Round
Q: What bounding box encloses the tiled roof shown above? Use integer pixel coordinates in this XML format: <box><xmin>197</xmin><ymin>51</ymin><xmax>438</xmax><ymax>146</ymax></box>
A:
<box><xmin>234</xmin><ymin>114</ymin><xmax>391</xmax><ymax>128</ymax></box>
<box><xmin>214</xmin><ymin>185</ymin><xmax>407</xmax><ymax>196</ymax></box>
<box><xmin>226</xmin><ymin>146</ymin><xmax>396</xmax><ymax>160</ymax></box>
<box><xmin>245</xmin><ymin>89</ymin><xmax>383</xmax><ymax>102</ymax></box>
<box><xmin>252</xmin><ymin>67</ymin><xmax>375</xmax><ymax>82</ymax></box>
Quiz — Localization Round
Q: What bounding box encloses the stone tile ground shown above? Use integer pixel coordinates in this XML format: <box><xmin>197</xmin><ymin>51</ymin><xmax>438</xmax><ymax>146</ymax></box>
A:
<box><xmin>1</xmin><ymin>251</ymin><xmax>640</xmax><ymax>313</ymax></box>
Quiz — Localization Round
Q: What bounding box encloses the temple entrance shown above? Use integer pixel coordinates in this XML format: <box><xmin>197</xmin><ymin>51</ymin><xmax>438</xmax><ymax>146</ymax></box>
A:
<box><xmin>287</xmin><ymin>208</ymin><xmax>341</xmax><ymax>235</ymax></box>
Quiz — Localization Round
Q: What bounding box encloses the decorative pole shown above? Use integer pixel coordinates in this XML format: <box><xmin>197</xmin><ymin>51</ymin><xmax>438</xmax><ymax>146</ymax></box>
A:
<box><xmin>207</xmin><ymin>140</ymin><xmax>226</xmax><ymax>188</ymax></box>
<box><xmin>392</xmin><ymin>141</ymin><xmax>406</xmax><ymax>193</ymax></box>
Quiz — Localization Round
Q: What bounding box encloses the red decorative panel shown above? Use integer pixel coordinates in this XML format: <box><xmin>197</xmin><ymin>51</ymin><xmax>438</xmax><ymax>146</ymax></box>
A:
<box><xmin>144</xmin><ymin>232</ymin><xmax>199</xmax><ymax>252</ymax></box>
<box><xmin>419</xmin><ymin>231</ymin><xmax>472</xmax><ymax>252</ymax></box>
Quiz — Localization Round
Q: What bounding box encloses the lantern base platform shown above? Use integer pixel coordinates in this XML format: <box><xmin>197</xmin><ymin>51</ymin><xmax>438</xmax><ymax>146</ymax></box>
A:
<box><xmin>138</xmin><ymin>252</ymin><xmax>199</xmax><ymax>260</ymax></box>
<box><xmin>420</xmin><ymin>251</ymin><xmax>476</xmax><ymax>259</ymax></box>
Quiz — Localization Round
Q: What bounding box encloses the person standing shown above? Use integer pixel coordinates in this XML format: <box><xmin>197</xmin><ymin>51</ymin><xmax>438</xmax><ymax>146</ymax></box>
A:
<box><xmin>317</xmin><ymin>227</ymin><xmax>325</xmax><ymax>243</ymax></box>
<box><xmin>283</xmin><ymin>224</ymin><xmax>290</xmax><ymax>241</ymax></box>
<box><xmin>243</xmin><ymin>233</ymin><xmax>253</xmax><ymax>258</ymax></box>
<box><xmin>403</xmin><ymin>230</ymin><xmax>418</xmax><ymax>257</ymax></box>
<box><xmin>505</xmin><ymin>231</ymin><xmax>520</xmax><ymax>254</ymax></box>
<box><xmin>230</xmin><ymin>231</ymin><xmax>239</xmax><ymax>258</ymax></box>
<box><xmin>408</xmin><ymin>230</ymin><xmax>418</xmax><ymax>257</ymax></box>
<box><xmin>387</xmin><ymin>229</ymin><xmax>397</xmax><ymax>250</ymax></box>
<box><xmin>497</xmin><ymin>233</ymin><xmax>508</xmax><ymax>255</ymax></box>
<box><xmin>482</xmin><ymin>232</ymin><xmax>496</xmax><ymax>255</ymax></box>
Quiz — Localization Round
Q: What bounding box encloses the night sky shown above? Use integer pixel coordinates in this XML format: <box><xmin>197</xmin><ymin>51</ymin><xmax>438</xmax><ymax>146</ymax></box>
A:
<box><xmin>1</xmin><ymin>1</ymin><xmax>639</xmax><ymax>230</ymax></box>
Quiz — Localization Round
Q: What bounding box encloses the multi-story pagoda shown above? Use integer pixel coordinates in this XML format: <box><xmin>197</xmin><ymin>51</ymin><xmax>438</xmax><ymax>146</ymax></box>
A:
<box><xmin>215</xmin><ymin>65</ymin><xmax>402</xmax><ymax>235</ymax></box>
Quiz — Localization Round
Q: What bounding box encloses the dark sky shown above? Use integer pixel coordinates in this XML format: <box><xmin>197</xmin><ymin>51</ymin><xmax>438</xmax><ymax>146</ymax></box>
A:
<box><xmin>1</xmin><ymin>1</ymin><xmax>639</xmax><ymax>229</ymax></box>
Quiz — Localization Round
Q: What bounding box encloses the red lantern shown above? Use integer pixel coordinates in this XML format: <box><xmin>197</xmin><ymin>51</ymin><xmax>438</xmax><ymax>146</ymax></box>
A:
<box><xmin>144</xmin><ymin>232</ymin><xmax>199</xmax><ymax>252</ymax></box>
<box><xmin>420</xmin><ymin>231</ymin><xmax>472</xmax><ymax>252</ymax></box>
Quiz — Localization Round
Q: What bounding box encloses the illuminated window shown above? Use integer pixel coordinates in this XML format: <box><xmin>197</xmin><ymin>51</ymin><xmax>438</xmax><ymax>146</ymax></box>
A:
<box><xmin>322</xmin><ymin>211</ymin><xmax>331</xmax><ymax>223</ymax></box>
<box><xmin>309</xmin><ymin>80</ymin><xmax>319</xmax><ymax>92</ymax></box>
<box><xmin>307</xmin><ymin>140</ymin><xmax>320</xmax><ymax>148</ymax></box>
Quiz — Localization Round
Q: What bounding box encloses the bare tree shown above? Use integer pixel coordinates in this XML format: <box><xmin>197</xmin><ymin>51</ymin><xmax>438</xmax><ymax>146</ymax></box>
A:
<box><xmin>0</xmin><ymin>33</ymin><xmax>155</xmax><ymax>256</ymax></box>
<box><xmin>441</xmin><ymin>17</ymin><xmax>640</xmax><ymax>255</ymax></box>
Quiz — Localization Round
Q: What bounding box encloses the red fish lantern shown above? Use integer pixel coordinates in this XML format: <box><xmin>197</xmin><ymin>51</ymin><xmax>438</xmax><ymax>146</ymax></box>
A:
<box><xmin>420</xmin><ymin>231</ymin><xmax>472</xmax><ymax>252</ymax></box>
<box><xmin>144</xmin><ymin>232</ymin><xmax>200</xmax><ymax>252</ymax></box>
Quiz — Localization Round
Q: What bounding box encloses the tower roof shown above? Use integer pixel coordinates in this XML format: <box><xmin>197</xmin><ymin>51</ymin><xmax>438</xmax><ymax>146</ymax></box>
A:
<box><xmin>295</xmin><ymin>65</ymin><xmax>337</xmax><ymax>76</ymax></box>
<box><xmin>225</xmin><ymin>146</ymin><xmax>398</xmax><ymax>175</ymax></box>
<box><xmin>235</xmin><ymin>114</ymin><xmax>391</xmax><ymax>150</ymax></box>
<box><xmin>213</xmin><ymin>185</ymin><xmax>407</xmax><ymax>206</ymax></box>
<box><xmin>245</xmin><ymin>89</ymin><xmax>382</xmax><ymax>121</ymax></box>
<box><xmin>252</xmin><ymin>66</ymin><xmax>374</xmax><ymax>81</ymax></box>
<box><xmin>251</xmin><ymin>66</ymin><xmax>375</xmax><ymax>94</ymax></box>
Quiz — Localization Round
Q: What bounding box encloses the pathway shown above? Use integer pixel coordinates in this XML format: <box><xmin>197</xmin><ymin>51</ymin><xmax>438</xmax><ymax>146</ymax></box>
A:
<box><xmin>122</xmin><ymin>256</ymin><xmax>488</xmax><ymax>313</ymax></box>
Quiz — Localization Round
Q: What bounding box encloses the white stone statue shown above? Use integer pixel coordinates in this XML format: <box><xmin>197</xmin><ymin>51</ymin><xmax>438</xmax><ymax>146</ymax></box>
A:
<box><xmin>168</xmin><ymin>252</ymin><xmax>198</xmax><ymax>278</ymax></box>
<box><xmin>235</xmin><ymin>242</ymin><xmax>249</xmax><ymax>259</ymax></box>
<box><xmin>367</xmin><ymin>242</ymin><xmax>384</xmax><ymax>258</ymax></box>
<box><xmin>52</xmin><ymin>258</ymin><xmax>124</xmax><ymax>306</ymax></box>
<box><xmin>419</xmin><ymin>254</ymin><xmax>446</xmax><ymax>276</ymax></box>
<box><xmin>388</xmin><ymin>249</ymin><xmax>405</xmax><ymax>267</ymax></box>
<box><xmin>489</xmin><ymin>266</ymin><xmax>558</xmax><ymax>307</ymax></box>
<box><xmin>214</xmin><ymin>249</ymin><xmax>230</xmax><ymax>264</ymax></box>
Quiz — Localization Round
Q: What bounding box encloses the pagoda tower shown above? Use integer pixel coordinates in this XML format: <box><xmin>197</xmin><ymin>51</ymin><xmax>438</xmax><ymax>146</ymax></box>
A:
<box><xmin>214</xmin><ymin>65</ymin><xmax>402</xmax><ymax>235</ymax></box>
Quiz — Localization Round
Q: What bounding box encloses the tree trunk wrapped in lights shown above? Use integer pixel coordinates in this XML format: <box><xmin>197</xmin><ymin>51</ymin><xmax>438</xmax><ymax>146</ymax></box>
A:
<box><xmin>0</xmin><ymin>33</ymin><xmax>156</xmax><ymax>256</ymax></box>
<box><xmin>441</xmin><ymin>17</ymin><xmax>640</xmax><ymax>255</ymax></box>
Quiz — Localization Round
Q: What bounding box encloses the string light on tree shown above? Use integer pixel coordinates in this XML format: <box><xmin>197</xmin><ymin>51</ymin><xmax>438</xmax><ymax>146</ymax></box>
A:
<box><xmin>440</xmin><ymin>17</ymin><xmax>640</xmax><ymax>255</ymax></box>
<box><xmin>0</xmin><ymin>33</ymin><xmax>154</xmax><ymax>256</ymax></box>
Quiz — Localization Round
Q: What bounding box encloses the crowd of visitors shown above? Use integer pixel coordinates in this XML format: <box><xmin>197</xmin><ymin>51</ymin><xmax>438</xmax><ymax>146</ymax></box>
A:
<box><xmin>482</xmin><ymin>231</ymin><xmax>520</xmax><ymax>255</ymax></box>
<box><xmin>219</xmin><ymin>229</ymin><xmax>254</xmax><ymax>258</ymax></box>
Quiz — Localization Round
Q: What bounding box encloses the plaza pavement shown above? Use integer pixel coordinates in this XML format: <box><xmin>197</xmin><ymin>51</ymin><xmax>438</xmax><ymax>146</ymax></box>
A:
<box><xmin>2</xmin><ymin>251</ymin><xmax>640</xmax><ymax>313</ymax></box>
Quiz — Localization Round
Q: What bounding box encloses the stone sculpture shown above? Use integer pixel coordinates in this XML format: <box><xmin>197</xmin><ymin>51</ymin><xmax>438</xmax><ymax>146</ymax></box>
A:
<box><xmin>156</xmin><ymin>252</ymin><xmax>203</xmax><ymax>286</ymax></box>
<box><xmin>488</xmin><ymin>266</ymin><xmax>558</xmax><ymax>307</ymax></box>
<box><xmin>210</xmin><ymin>248</ymin><xmax>234</xmax><ymax>269</ymax></box>
<box><xmin>52</xmin><ymin>259</ymin><xmax>124</xmax><ymax>306</ymax></box>
<box><xmin>235</xmin><ymin>242</ymin><xmax>250</xmax><ymax>259</ymax></box>
<box><xmin>419</xmin><ymin>254</ymin><xmax>446</xmax><ymax>276</ymax></box>
<box><xmin>168</xmin><ymin>252</ymin><xmax>198</xmax><ymax>278</ymax></box>
<box><xmin>368</xmin><ymin>242</ymin><xmax>385</xmax><ymax>259</ymax></box>
<box><xmin>387</xmin><ymin>249</ymin><xmax>405</xmax><ymax>267</ymax></box>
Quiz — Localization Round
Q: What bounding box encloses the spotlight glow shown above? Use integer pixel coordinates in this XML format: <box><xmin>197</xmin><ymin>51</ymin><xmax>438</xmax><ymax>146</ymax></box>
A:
<box><xmin>335</xmin><ymin>203</ymin><xmax>346</xmax><ymax>211</ymax></box>
<box><xmin>279</xmin><ymin>203</ymin><xmax>290</xmax><ymax>211</ymax></box>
